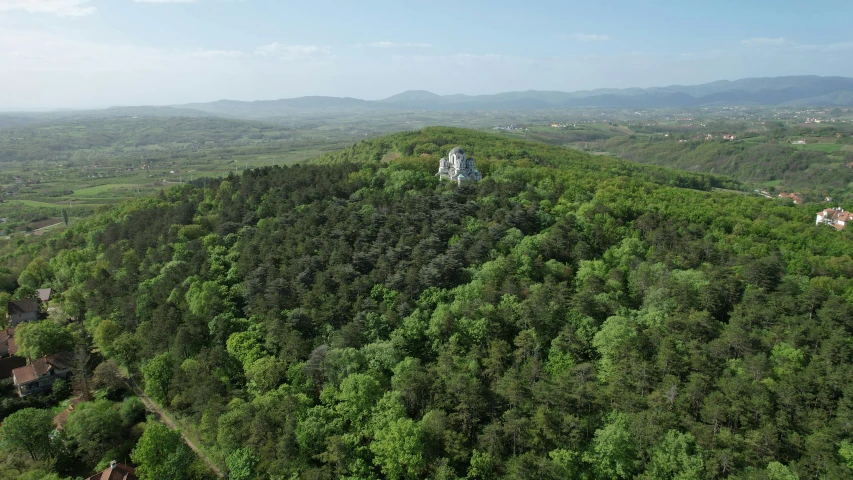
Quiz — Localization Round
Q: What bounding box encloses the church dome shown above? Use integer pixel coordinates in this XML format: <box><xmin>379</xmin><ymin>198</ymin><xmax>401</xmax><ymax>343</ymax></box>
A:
<box><xmin>448</xmin><ymin>147</ymin><xmax>465</xmax><ymax>157</ymax></box>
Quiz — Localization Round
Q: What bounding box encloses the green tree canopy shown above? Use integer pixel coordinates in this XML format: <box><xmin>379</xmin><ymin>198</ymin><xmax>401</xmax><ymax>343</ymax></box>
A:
<box><xmin>642</xmin><ymin>430</ymin><xmax>704</xmax><ymax>479</ymax></box>
<box><xmin>130</xmin><ymin>422</ymin><xmax>196</xmax><ymax>480</ymax></box>
<box><xmin>226</xmin><ymin>448</ymin><xmax>258</xmax><ymax>480</ymax></box>
<box><xmin>14</xmin><ymin>320</ymin><xmax>69</xmax><ymax>360</ymax></box>
<box><xmin>141</xmin><ymin>352</ymin><xmax>173</xmax><ymax>404</ymax></box>
<box><xmin>370</xmin><ymin>417</ymin><xmax>425</xmax><ymax>480</ymax></box>
<box><xmin>583</xmin><ymin>411</ymin><xmax>636</xmax><ymax>479</ymax></box>
<box><xmin>65</xmin><ymin>399</ymin><xmax>123</xmax><ymax>464</ymax></box>
<box><xmin>0</xmin><ymin>408</ymin><xmax>56</xmax><ymax>461</ymax></box>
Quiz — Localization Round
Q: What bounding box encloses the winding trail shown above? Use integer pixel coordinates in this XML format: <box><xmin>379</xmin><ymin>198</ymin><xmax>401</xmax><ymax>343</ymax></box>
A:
<box><xmin>129</xmin><ymin>378</ymin><xmax>226</xmax><ymax>478</ymax></box>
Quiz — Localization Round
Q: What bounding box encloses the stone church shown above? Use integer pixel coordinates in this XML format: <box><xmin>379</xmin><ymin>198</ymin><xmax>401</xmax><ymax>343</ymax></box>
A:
<box><xmin>437</xmin><ymin>147</ymin><xmax>482</xmax><ymax>184</ymax></box>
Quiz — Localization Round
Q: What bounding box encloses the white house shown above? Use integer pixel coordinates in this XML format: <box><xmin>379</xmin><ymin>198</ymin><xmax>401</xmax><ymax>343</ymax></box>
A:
<box><xmin>816</xmin><ymin>207</ymin><xmax>852</xmax><ymax>231</ymax></box>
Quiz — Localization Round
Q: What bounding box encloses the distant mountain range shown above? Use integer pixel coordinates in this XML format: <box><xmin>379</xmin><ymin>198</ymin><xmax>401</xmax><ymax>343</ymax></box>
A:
<box><xmin>3</xmin><ymin>76</ymin><xmax>853</xmax><ymax>124</ymax></box>
<box><xmin>171</xmin><ymin>76</ymin><xmax>853</xmax><ymax>118</ymax></box>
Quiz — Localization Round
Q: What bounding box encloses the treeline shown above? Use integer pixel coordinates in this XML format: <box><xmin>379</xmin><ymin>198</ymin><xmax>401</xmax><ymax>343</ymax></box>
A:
<box><xmin>5</xmin><ymin>127</ymin><xmax>853</xmax><ymax>478</ymax></box>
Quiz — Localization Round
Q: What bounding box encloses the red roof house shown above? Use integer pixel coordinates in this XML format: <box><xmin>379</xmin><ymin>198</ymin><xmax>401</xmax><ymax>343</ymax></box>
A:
<box><xmin>816</xmin><ymin>207</ymin><xmax>852</xmax><ymax>231</ymax></box>
<box><xmin>12</xmin><ymin>352</ymin><xmax>73</xmax><ymax>397</ymax></box>
<box><xmin>54</xmin><ymin>397</ymin><xmax>83</xmax><ymax>430</ymax></box>
<box><xmin>779</xmin><ymin>192</ymin><xmax>804</xmax><ymax>205</ymax></box>
<box><xmin>86</xmin><ymin>461</ymin><xmax>138</xmax><ymax>480</ymax></box>
<box><xmin>0</xmin><ymin>328</ymin><xmax>25</xmax><ymax>381</ymax></box>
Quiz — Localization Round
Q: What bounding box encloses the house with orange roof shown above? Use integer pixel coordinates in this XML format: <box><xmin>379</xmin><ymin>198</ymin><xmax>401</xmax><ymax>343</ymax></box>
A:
<box><xmin>85</xmin><ymin>461</ymin><xmax>138</xmax><ymax>480</ymax></box>
<box><xmin>12</xmin><ymin>352</ymin><xmax>73</xmax><ymax>397</ymax></box>
<box><xmin>816</xmin><ymin>207</ymin><xmax>852</xmax><ymax>231</ymax></box>
<box><xmin>0</xmin><ymin>328</ymin><xmax>17</xmax><ymax>358</ymax></box>
<box><xmin>779</xmin><ymin>192</ymin><xmax>804</xmax><ymax>205</ymax></box>
<box><xmin>0</xmin><ymin>328</ymin><xmax>26</xmax><ymax>382</ymax></box>
<box><xmin>53</xmin><ymin>397</ymin><xmax>83</xmax><ymax>430</ymax></box>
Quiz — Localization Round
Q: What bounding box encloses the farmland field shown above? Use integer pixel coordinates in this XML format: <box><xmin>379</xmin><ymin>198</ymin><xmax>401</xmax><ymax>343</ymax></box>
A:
<box><xmin>0</xmin><ymin>114</ymin><xmax>397</xmax><ymax>229</ymax></box>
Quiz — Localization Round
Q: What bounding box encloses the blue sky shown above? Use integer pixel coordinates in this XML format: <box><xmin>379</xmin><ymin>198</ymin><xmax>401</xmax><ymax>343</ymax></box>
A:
<box><xmin>1</xmin><ymin>0</ymin><xmax>853</xmax><ymax>109</ymax></box>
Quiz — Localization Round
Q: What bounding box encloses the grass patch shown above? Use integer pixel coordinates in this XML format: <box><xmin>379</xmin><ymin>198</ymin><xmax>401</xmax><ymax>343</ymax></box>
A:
<box><xmin>793</xmin><ymin>143</ymin><xmax>844</xmax><ymax>153</ymax></box>
<box><xmin>71</xmin><ymin>184</ymin><xmax>144</xmax><ymax>196</ymax></box>
<box><xmin>8</xmin><ymin>199</ymin><xmax>98</xmax><ymax>208</ymax></box>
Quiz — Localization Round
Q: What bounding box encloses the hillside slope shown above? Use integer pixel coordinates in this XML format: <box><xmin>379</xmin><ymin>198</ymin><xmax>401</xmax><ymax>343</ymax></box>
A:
<box><xmin>603</xmin><ymin>136</ymin><xmax>853</xmax><ymax>200</ymax></box>
<box><xmin>7</xmin><ymin>127</ymin><xmax>853</xmax><ymax>479</ymax></box>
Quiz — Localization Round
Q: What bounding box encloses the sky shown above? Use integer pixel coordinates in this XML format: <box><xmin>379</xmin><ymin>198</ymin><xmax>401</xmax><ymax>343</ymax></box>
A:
<box><xmin>1</xmin><ymin>0</ymin><xmax>853</xmax><ymax>110</ymax></box>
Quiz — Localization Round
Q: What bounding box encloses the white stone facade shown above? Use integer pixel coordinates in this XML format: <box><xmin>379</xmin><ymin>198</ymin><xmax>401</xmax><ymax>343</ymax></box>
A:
<box><xmin>816</xmin><ymin>207</ymin><xmax>851</xmax><ymax>231</ymax></box>
<box><xmin>437</xmin><ymin>147</ymin><xmax>482</xmax><ymax>184</ymax></box>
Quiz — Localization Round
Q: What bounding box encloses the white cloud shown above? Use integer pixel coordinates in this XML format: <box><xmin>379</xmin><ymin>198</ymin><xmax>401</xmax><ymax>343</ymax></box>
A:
<box><xmin>133</xmin><ymin>0</ymin><xmax>197</xmax><ymax>3</ymax></box>
<box><xmin>254</xmin><ymin>43</ymin><xmax>330</xmax><ymax>59</ymax></box>
<box><xmin>741</xmin><ymin>38</ymin><xmax>853</xmax><ymax>52</ymax></box>
<box><xmin>2</xmin><ymin>27</ymin><xmax>853</xmax><ymax>110</ymax></box>
<box><xmin>363</xmin><ymin>41</ymin><xmax>432</xmax><ymax>48</ymax></box>
<box><xmin>793</xmin><ymin>42</ymin><xmax>853</xmax><ymax>53</ymax></box>
<box><xmin>741</xmin><ymin>37</ymin><xmax>789</xmax><ymax>47</ymax></box>
<box><xmin>569</xmin><ymin>33</ymin><xmax>610</xmax><ymax>42</ymax></box>
<box><xmin>0</xmin><ymin>29</ymin><xmax>263</xmax><ymax>108</ymax></box>
<box><xmin>0</xmin><ymin>0</ymin><xmax>95</xmax><ymax>17</ymax></box>
<box><xmin>392</xmin><ymin>53</ymin><xmax>501</xmax><ymax>64</ymax></box>
<box><xmin>190</xmin><ymin>49</ymin><xmax>244</xmax><ymax>58</ymax></box>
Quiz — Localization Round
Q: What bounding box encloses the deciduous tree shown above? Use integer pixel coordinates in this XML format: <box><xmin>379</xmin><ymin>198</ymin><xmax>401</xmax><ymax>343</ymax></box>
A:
<box><xmin>0</xmin><ymin>408</ymin><xmax>55</xmax><ymax>461</ymax></box>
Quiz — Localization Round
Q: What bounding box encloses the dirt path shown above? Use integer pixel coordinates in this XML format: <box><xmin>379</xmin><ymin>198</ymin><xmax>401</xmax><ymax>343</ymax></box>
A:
<box><xmin>129</xmin><ymin>378</ymin><xmax>226</xmax><ymax>478</ymax></box>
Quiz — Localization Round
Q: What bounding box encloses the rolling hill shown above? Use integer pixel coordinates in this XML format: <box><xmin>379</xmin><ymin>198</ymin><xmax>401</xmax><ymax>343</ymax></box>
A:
<box><xmin>4</xmin><ymin>76</ymin><xmax>852</xmax><ymax>124</ymax></box>
<box><xmin>172</xmin><ymin>75</ymin><xmax>853</xmax><ymax>117</ymax></box>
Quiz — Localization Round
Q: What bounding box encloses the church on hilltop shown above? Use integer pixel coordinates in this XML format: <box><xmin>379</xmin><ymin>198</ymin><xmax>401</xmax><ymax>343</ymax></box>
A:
<box><xmin>437</xmin><ymin>147</ymin><xmax>482</xmax><ymax>184</ymax></box>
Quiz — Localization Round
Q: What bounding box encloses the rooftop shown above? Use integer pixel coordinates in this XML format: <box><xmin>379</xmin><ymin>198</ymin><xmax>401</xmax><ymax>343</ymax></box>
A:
<box><xmin>821</xmin><ymin>208</ymin><xmax>853</xmax><ymax>221</ymax></box>
<box><xmin>54</xmin><ymin>397</ymin><xmax>83</xmax><ymax>430</ymax></box>
<box><xmin>779</xmin><ymin>192</ymin><xmax>804</xmax><ymax>204</ymax></box>
<box><xmin>12</xmin><ymin>352</ymin><xmax>73</xmax><ymax>384</ymax></box>
<box><xmin>8</xmin><ymin>299</ymin><xmax>38</xmax><ymax>315</ymax></box>
<box><xmin>0</xmin><ymin>328</ymin><xmax>17</xmax><ymax>356</ymax></box>
<box><xmin>37</xmin><ymin>288</ymin><xmax>52</xmax><ymax>302</ymax></box>
<box><xmin>86</xmin><ymin>462</ymin><xmax>138</xmax><ymax>480</ymax></box>
<box><xmin>0</xmin><ymin>356</ymin><xmax>26</xmax><ymax>380</ymax></box>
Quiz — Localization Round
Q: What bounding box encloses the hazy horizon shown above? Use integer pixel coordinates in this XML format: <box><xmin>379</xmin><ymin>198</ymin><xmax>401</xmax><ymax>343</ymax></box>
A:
<box><xmin>2</xmin><ymin>0</ymin><xmax>853</xmax><ymax>110</ymax></box>
<box><xmin>0</xmin><ymin>74</ymin><xmax>850</xmax><ymax>114</ymax></box>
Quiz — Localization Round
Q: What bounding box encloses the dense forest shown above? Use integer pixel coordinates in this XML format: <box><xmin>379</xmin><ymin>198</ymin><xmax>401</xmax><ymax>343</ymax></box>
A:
<box><xmin>3</xmin><ymin>127</ymin><xmax>853</xmax><ymax>479</ymax></box>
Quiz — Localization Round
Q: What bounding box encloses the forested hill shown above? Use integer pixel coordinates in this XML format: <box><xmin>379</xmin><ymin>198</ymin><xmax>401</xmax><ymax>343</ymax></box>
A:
<box><xmin>312</xmin><ymin>127</ymin><xmax>741</xmax><ymax>192</ymax></box>
<box><xmin>603</xmin><ymin>136</ymin><xmax>853</xmax><ymax>201</ymax></box>
<box><xmin>10</xmin><ymin>127</ymin><xmax>853</xmax><ymax>479</ymax></box>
